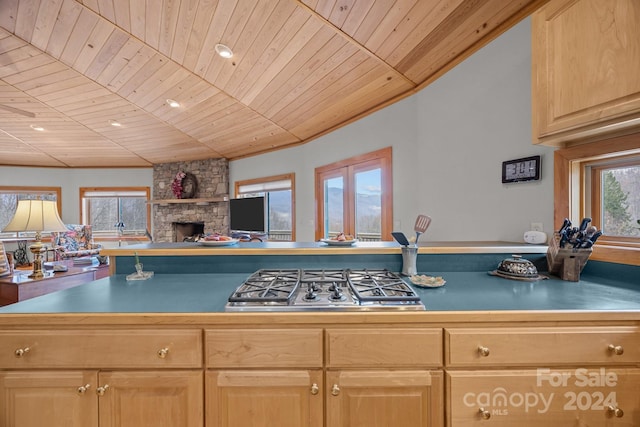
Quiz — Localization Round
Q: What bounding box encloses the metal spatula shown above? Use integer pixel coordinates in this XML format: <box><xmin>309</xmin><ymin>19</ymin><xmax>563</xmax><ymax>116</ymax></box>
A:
<box><xmin>414</xmin><ymin>215</ymin><xmax>432</xmax><ymax>245</ymax></box>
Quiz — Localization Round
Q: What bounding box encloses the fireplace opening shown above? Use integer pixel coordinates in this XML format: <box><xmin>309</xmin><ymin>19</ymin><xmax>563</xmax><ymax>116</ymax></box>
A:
<box><xmin>173</xmin><ymin>222</ymin><xmax>205</xmax><ymax>242</ymax></box>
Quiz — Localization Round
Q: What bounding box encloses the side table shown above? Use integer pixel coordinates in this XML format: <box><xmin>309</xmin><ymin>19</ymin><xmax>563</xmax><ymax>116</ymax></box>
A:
<box><xmin>0</xmin><ymin>266</ymin><xmax>97</xmax><ymax>306</ymax></box>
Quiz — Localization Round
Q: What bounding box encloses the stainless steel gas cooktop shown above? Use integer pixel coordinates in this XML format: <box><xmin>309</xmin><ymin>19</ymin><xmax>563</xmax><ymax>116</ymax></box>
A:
<box><xmin>225</xmin><ymin>269</ymin><xmax>425</xmax><ymax>312</ymax></box>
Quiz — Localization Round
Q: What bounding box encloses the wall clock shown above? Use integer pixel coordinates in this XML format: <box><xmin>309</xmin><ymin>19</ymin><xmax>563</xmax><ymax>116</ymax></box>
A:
<box><xmin>502</xmin><ymin>155</ymin><xmax>541</xmax><ymax>183</ymax></box>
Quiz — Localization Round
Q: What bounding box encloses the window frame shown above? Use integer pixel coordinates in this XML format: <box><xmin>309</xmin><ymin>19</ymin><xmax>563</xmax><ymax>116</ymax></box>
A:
<box><xmin>554</xmin><ymin>132</ymin><xmax>640</xmax><ymax>265</ymax></box>
<box><xmin>588</xmin><ymin>156</ymin><xmax>640</xmax><ymax>245</ymax></box>
<box><xmin>314</xmin><ymin>147</ymin><xmax>393</xmax><ymax>241</ymax></box>
<box><xmin>234</xmin><ymin>173</ymin><xmax>295</xmax><ymax>241</ymax></box>
<box><xmin>79</xmin><ymin>187</ymin><xmax>151</xmax><ymax>242</ymax></box>
<box><xmin>0</xmin><ymin>186</ymin><xmax>62</xmax><ymax>240</ymax></box>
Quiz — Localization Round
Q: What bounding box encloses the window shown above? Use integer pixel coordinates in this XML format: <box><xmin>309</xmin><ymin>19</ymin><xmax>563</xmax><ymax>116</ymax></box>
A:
<box><xmin>235</xmin><ymin>174</ymin><xmax>295</xmax><ymax>241</ymax></box>
<box><xmin>555</xmin><ymin>133</ymin><xmax>640</xmax><ymax>265</ymax></box>
<box><xmin>80</xmin><ymin>187</ymin><xmax>150</xmax><ymax>240</ymax></box>
<box><xmin>0</xmin><ymin>187</ymin><xmax>62</xmax><ymax>239</ymax></box>
<box><xmin>588</xmin><ymin>159</ymin><xmax>640</xmax><ymax>241</ymax></box>
<box><xmin>315</xmin><ymin>147</ymin><xmax>392</xmax><ymax>241</ymax></box>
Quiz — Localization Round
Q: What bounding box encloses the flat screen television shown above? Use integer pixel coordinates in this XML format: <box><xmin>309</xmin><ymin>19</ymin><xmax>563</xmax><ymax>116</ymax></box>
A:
<box><xmin>229</xmin><ymin>196</ymin><xmax>266</xmax><ymax>232</ymax></box>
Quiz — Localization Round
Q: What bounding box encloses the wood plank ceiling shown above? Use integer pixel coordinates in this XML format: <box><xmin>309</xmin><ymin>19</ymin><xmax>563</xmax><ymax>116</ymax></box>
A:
<box><xmin>0</xmin><ymin>0</ymin><xmax>547</xmax><ymax>168</ymax></box>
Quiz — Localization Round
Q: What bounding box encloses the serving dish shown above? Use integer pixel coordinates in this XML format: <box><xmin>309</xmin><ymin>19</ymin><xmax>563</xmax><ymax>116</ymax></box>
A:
<box><xmin>320</xmin><ymin>238</ymin><xmax>358</xmax><ymax>246</ymax></box>
<box><xmin>488</xmin><ymin>254</ymin><xmax>547</xmax><ymax>281</ymax></box>
<box><xmin>199</xmin><ymin>239</ymin><xmax>239</xmax><ymax>246</ymax></box>
<box><xmin>409</xmin><ymin>275</ymin><xmax>446</xmax><ymax>288</ymax></box>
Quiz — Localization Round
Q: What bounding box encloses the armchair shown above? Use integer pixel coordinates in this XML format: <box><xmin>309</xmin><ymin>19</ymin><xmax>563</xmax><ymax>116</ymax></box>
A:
<box><xmin>51</xmin><ymin>224</ymin><xmax>102</xmax><ymax>260</ymax></box>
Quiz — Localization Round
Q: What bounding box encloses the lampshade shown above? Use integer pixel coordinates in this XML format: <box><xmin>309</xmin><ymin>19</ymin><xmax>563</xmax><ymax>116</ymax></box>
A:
<box><xmin>2</xmin><ymin>200</ymin><xmax>67</xmax><ymax>233</ymax></box>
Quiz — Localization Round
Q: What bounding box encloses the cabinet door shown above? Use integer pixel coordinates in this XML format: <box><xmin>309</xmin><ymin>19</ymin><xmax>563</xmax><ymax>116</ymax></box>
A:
<box><xmin>448</xmin><ymin>369</ymin><xmax>640</xmax><ymax>426</ymax></box>
<box><xmin>98</xmin><ymin>370</ymin><xmax>203</xmax><ymax>427</ymax></box>
<box><xmin>532</xmin><ymin>0</ymin><xmax>640</xmax><ymax>145</ymax></box>
<box><xmin>0</xmin><ymin>370</ymin><xmax>98</xmax><ymax>427</ymax></box>
<box><xmin>206</xmin><ymin>370</ymin><xmax>323</xmax><ymax>427</ymax></box>
<box><xmin>326</xmin><ymin>370</ymin><xmax>444</xmax><ymax>427</ymax></box>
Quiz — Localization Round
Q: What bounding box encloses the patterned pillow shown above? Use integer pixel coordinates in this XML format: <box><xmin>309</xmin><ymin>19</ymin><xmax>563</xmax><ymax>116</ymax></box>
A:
<box><xmin>53</xmin><ymin>225</ymin><xmax>91</xmax><ymax>252</ymax></box>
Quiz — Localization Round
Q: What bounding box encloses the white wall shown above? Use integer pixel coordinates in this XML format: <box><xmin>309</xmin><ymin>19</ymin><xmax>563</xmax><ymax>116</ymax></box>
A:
<box><xmin>230</xmin><ymin>17</ymin><xmax>556</xmax><ymax>242</ymax></box>
<box><xmin>0</xmin><ymin>167</ymin><xmax>152</xmax><ymax>224</ymax></box>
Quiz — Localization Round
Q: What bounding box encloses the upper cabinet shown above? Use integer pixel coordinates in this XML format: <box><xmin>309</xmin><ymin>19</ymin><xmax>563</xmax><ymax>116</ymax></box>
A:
<box><xmin>532</xmin><ymin>0</ymin><xmax>640</xmax><ymax>146</ymax></box>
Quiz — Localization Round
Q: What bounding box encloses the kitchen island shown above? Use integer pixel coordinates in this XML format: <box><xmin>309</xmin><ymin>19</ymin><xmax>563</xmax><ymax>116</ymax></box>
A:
<box><xmin>1</xmin><ymin>242</ymin><xmax>638</xmax><ymax>427</ymax></box>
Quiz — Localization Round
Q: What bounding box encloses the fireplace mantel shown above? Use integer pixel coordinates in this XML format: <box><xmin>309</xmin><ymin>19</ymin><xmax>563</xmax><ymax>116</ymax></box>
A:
<box><xmin>149</xmin><ymin>196</ymin><xmax>229</xmax><ymax>206</ymax></box>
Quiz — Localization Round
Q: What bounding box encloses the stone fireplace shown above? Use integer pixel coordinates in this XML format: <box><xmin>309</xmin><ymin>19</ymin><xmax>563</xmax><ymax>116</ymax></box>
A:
<box><xmin>173</xmin><ymin>221</ymin><xmax>205</xmax><ymax>242</ymax></box>
<box><xmin>152</xmin><ymin>159</ymin><xmax>229</xmax><ymax>242</ymax></box>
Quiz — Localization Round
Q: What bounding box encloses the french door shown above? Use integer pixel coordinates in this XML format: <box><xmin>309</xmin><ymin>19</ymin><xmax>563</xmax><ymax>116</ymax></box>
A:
<box><xmin>315</xmin><ymin>148</ymin><xmax>392</xmax><ymax>241</ymax></box>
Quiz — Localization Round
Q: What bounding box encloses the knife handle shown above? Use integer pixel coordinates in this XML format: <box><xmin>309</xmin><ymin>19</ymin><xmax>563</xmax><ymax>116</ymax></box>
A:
<box><xmin>578</xmin><ymin>217</ymin><xmax>592</xmax><ymax>231</ymax></box>
<box><xmin>559</xmin><ymin>230</ymin><xmax>569</xmax><ymax>248</ymax></box>
<box><xmin>589</xmin><ymin>230</ymin><xmax>603</xmax><ymax>244</ymax></box>
<box><xmin>558</xmin><ymin>218</ymin><xmax>571</xmax><ymax>234</ymax></box>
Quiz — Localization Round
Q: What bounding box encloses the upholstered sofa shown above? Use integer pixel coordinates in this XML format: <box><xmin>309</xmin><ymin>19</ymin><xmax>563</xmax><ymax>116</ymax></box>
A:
<box><xmin>51</xmin><ymin>224</ymin><xmax>102</xmax><ymax>260</ymax></box>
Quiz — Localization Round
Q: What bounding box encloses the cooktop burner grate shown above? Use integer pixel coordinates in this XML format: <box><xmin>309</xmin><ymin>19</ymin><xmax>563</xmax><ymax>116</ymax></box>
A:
<box><xmin>225</xmin><ymin>268</ymin><xmax>425</xmax><ymax>311</ymax></box>
<box><xmin>348</xmin><ymin>269</ymin><xmax>421</xmax><ymax>303</ymax></box>
<box><xmin>228</xmin><ymin>269</ymin><xmax>300</xmax><ymax>303</ymax></box>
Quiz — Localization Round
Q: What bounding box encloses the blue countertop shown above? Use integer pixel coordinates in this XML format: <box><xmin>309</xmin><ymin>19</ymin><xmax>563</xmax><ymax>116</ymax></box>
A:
<box><xmin>1</xmin><ymin>270</ymin><xmax>638</xmax><ymax>314</ymax></box>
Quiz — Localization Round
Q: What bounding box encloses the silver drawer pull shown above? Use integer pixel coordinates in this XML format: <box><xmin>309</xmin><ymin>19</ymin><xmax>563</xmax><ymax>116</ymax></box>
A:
<box><xmin>607</xmin><ymin>344</ymin><xmax>624</xmax><ymax>355</ymax></box>
<box><xmin>14</xmin><ymin>347</ymin><xmax>30</xmax><ymax>357</ymax></box>
<box><xmin>157</xmin><ymin>347</ymin><xmax>169</xmax><ymax>358</ymax></box>
<box><xmin>96</xmin><ymin>384</ymin><xmax>110</xmax><ymax>396</ymax></box>
<box><xmin>607</xmin><ymin>405</ymin><xmax>624</xmax><ymax>418</ymax></box>
<box><xmin>477</xmin><ymin>346</ymin><xmax>490</xmax><ymax>357</ymax></box>
<box><xmin>478</xmin><ymin>408</ymin><xmax>491</xmax><ymax>420</ymax></box>
<box><xmin>331</xmin><ymin>384</ymin><xmax>340</xmax><ymax>396</ymax></box>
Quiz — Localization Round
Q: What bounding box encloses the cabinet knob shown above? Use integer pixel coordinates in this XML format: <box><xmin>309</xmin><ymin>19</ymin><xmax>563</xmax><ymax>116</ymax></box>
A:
<box><xmin>96</xmin><ymin>385</ymin><xmax>110</xmax><ymax>396</ymax></box>
<box><xmin>607</xmin><ymin>405</ymin><xmax>624</xmax><ymax>418</ymax></box>
<box><xmin>331</xmin><ymin>384</ymin><xmax>340</xmax><ymax>396</ymax></box>
<box><xmin>478</xmin><ymin>408</ymin><xmax>491</xmax><ymax>420</ymax></box>
<box><xmin>14</xmin><ymin>347</ymin><xmax>30</xmax><ymax>358</ymax></box>
<box><xmin>77</xmin><ymin>384</ymin><xmax>91</xmax><ymax>395</ymax></box>
<box><xmin>157</xmin><ymin>347</ymin><xmax>169</xmax><ymax>358</ymax></box>
<box><xmin>477</xmin><ymin>346</ymin><xmax>490</xmax><ymax>357</ymax></box>
<box><xmin>310</xmin><ymin>383</ymin><xmax>319</xmax><ymax>395</ymax></box>
<box><xmin>608</xmin><ymin>344</ymin><xmax>624</xmax><ymax>355</ymax></box>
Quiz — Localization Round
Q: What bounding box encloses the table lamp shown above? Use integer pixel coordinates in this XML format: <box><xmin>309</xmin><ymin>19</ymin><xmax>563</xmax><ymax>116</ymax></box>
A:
<box><xmin>2</xmin><ymin>200</ymin><xmax>67</xmax><ymax>279</ymax></box>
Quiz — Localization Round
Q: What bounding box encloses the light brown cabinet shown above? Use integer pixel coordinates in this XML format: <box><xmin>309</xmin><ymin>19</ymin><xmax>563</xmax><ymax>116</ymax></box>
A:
<box><xmin>532</xmin><ymin>0</ymin><xmax>640</xmax><ymax>146</ymax></box>
<box><xmin>0</xmin><ymin>370</ymin><xmax>202</xmax><ymax>427</ymax></box>
<box><xmin>2</xmin><ymin>321</ymin><xmax>639</xmax><ymax>426</ymax></box>
<box><xmin>206</xmin><ymin>369</ymin><xmax>323</xmax><ymax>427</ymax></box>
<box><xmin>326</xmin><ymin>370</ymin><xmax>444</xmax><ymax>427</ymax></box>
<box><xmin>0</xmin><ymin>329</ymin><xmax>203</xmax><ymax>427</ymax></box>
<box><xmin>0</xmin><ymin>371</ymin><xmax>98</xmax><ymax>427</ymax></box>
<box><xmin>98</xmin><ymin>370</ymin><xmax>202</xmax><ymax>427</ymax></box>
<box><xmin>448</xmin><ymin>369</ymin><xmax>639</xmax><ymax>426</ymax></box>
<box><xmin>205</xmin><ymin>327</ymin><xmax>444</xmax><ymax>427</ymax></box>
<box><xmin>445</xmin><ymin>326</ymin><xmax>640</xmax><ymax>426</ymax></box>
<box><xmin>445</xmin><ymin>326</ymin><xmax>640</xmax><ymax>367</ymax></box>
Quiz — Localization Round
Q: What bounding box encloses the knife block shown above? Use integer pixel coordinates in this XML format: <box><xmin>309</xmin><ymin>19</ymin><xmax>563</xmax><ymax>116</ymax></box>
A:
<box><xmin>546</xmin><ymin>233</ymin><xmax>592</xmax><ymax>281</ymax></box>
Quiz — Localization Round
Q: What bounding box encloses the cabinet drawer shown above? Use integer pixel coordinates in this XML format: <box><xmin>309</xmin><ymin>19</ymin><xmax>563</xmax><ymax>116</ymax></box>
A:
<box><xmin>447</xmin><ymin>369</ymin><xmax>640</xmax><ymax>426</ymax></box>
<box><xmin>445</xmin><ymin>326</ymin><xmax>640</xmax><ymax>367</ymax></box>
<box><xmin>205</xmin><ymin>329</ymin><xmax>323</xmax><ymax>368</ymax></box>
<box><xmin>327</xmin><ymin>328</ymin><xmax>442</xmax><ymax>368</ymax></box>
<box><xmin>0</xmin><ymin>329</ymin><xmax>202</xmax><ymax>368</ymax></box>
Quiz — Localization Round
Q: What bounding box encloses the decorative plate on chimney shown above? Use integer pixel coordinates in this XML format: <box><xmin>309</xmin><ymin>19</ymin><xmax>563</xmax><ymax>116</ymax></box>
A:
<box><xmin>181</xmin><ymin>173</ymin><xmax>198</xmax><ymax>199</ymax></box>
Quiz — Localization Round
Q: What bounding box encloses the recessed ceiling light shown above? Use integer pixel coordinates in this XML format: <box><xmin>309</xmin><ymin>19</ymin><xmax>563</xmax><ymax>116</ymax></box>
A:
<box><xmin>166</xmin><ymin>99</ymin><xmax>180</xmax><ymax>108</ymax></box>
<box><xmin>215</xmin><ymin>44</ymin><xmax>233</xmax><ymax>59</ymax></box>
<box><xmin>30</xmin><ymin>124</ymin><xmax>44</xmax><ymax>131</ymax></box>
<box><xmin>108</xmin><ymin>119</ymin><xmax>122</xmax><ymax>127</ymax></box>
